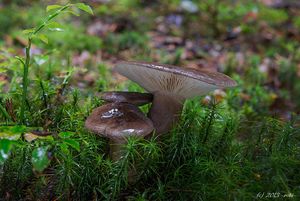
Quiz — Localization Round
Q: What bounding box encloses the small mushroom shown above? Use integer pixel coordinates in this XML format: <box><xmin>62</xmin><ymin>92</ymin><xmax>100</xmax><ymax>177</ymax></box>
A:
<box><xmin>115</xmin><ymin>61</ymin><xmax>237</xmax><ymax>134</ymax></box>
<box><xmin>100</xmin><ymin>91</ymin><xmax>153</xmax><ymax>106</ymax></box>
<box><xmin>85</xmin><ymin>102</ymin><xmax>154</xmax><ymax>160</ymax></box>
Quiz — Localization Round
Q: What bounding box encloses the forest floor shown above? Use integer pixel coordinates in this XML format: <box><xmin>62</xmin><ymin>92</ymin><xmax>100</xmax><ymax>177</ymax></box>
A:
<box><xmin>0</xmin><ymin>1</ymin><xmax>299</xmax><ymax>200</ymax></box>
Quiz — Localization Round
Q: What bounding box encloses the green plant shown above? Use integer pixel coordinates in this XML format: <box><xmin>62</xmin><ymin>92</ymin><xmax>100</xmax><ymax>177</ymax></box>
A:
<box><xmin>16</xmin><ymin>3</ymin><xmax>93</xmax><ymax>124</ymax></box>
<box><xmin>1</xmin><ymin>1</ymin><xmax>300</xmax><ymax>200</ymax></box>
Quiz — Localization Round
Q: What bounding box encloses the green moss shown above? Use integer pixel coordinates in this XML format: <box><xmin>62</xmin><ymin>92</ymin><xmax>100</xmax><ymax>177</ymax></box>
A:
<box><xmin>0</xmin><ymin>1</ymin><xmax>300</xmax><ymax>200</ymax></box>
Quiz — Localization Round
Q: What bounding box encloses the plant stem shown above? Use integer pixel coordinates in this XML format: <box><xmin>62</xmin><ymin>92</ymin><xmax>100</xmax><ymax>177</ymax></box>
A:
<box><xmin>19</xmin><ymin>4</ymin><xmax>70</xmax><ymax>124</ymax></box>
<box><xmin>39</xmin><ymin>79</ymin><xmax>48</xmax><ymax>109</ymax></box>
<box><xmin>20</xmin><ymin>38</ymin><xmax>32</xmax><ymax>124</ymax></box>
<box><xmin>0</xmin><ymin>102</ymin><xmax>12</xmax><ymax>121</ymax></box>
<box><xmin>202</xmin><ymin>104</ymin><xmax>216</xmax><ymax>143</ymax></box>
<box><xmin>33</xmin><ymin>4</ymin><xmax>70</xmax><ymax>35</ymax></box>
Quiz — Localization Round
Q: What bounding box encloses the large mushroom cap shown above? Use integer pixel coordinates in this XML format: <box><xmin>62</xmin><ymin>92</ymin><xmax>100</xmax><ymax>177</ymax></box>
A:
<box><xmin>115</xmin><ymin>61</ymin><xmax>237</xmax><ymax>99</ymax></box>
<box><xmin>85</xmin><ymin>103</ymin><xmax>154</xmax><ymax>140</ymax></box>
<box><xmin>100</xmin><ymin>91</ymin><xmax>153</xmax><ymax>106</ymax></box>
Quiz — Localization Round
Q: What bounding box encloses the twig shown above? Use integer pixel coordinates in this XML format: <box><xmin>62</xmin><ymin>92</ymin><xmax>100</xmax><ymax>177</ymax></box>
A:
<box><xmin>31</xmin><ymin>130</ymin><xmax>56</xmax><ymax>136</ymax></box>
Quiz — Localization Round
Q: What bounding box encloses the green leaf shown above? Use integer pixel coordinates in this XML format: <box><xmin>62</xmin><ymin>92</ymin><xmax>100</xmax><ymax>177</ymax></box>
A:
<box><xmin>36</xmin><ymin>34</ymin><xmax>48</xmax><ymax>44</ymax></box>
<box><xmin>75</xmin><ymin>3</ymin><xmax>93</xmax><ymax>15</ymax></box>
<box><xmin>0</xmin><ymin>103</ymin><xmax>10</xmax><ymax>121</ymax></box>
<box><xmin>0</xmin><ymin>139</ymin><xmax>12</xmax><ymax>164</ymax></box>
<box><xmin>47</xmin><ymin>22</ymin><xmax>64</xmax><ymax>32</ymax></box>
<box><xmin>42</xmin><ymin>135</ymin><xmax>54</xmax><ymax>141</ymax></box>
<box><xmin>31</xmin><ymin>146</ymin><xmax>50</xmax><ymax>172</ymax></box>
<box><xmin>0</xmin><ymin>67</ymin><xmax>7</xmax><ymax>73</ymax></box>
<box><xmin>22</xmin><ymin>28</ymin><xmax>35</xmax><ymax>35</ymax></box>
<box><xmin>60</xmin><ymin>143</ymin><xmax>70</xmax><ymax>155</ymax></box>
<box><xmin>33</xmin><ymin>55</ymin><xmax>49</xmax><ymax>65</ymax></box>
<box><xmin>59</xmin><ymin>131</ymin><xmax>74</xmax><ymax>139</ymax></box>
<box><xmin>15</xmin><ymin>56</ymin><xmax>25</xmax><ymax>66</ymax></box>
<box><xmin>0</xmin><ymin>132</ymin><xmax>21</xmax><ymax>140</ymax></box>
<box><xmin>64</xmin><ymin>10</ymin><xmax>80</xmax><ymax>16</ymax></box>
<box><xmin>46</xmin><ymin>4</ymin><xmax>62</xmax><ymax>12</ymax></box>
<box><xmin>10</xmin><ymin>125</ymin><xmax>27</xmax><ymax>133</ymax></box>
<box><xmin>0</xmin><ymin>126</ymin><xmax>25</xmax><ymax>140</ymax></box>
<box><xmin>63</xmin><ymin>139</ymin><xmax>80</xmax><ymax>152</ymax></box>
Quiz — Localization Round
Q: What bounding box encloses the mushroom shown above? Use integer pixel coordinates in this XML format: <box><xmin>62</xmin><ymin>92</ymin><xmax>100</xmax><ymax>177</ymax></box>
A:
<box><xmin>115</xmin><ymin>61</ymin><xmax>237</xmax><ymax>134</ymax></box>
<box><xmin>100</xmin><ymin>91</ymin><xmax>153</xmax><ymax>106</ymax></box>
<box><xmin>85</xmin><ymin>102</ymin><xmax>154</xmax><ymax>160</ymax></box>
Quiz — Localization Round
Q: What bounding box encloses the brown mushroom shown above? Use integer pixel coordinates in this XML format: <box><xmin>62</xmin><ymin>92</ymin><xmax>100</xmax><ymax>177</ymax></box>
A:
<box><xmin>115</xmin><ymin>61</ymin><xmax>237</xmax><ymax>135</ymax></box>
<box><xmin>85</xmin><ymin>102</ymin><xmax>154</xmax><ymax>160</ymax></box>
<box><xmin>100</xmin><ymin>91</ymin><xmax>153</xmax><ymax>106</ymax></box>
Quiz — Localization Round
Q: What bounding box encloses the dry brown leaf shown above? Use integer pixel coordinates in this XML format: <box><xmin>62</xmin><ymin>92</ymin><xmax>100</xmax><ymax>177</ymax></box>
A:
<box><xmin>24</xmin><ymin>133</ymin><xmax>38</xmax><ymax>142</ymax></box>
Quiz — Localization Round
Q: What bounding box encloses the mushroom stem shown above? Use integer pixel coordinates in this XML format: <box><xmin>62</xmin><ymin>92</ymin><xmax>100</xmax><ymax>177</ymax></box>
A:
<box><xmin>109</xmin><ymin>139</ymin><xmax>137</xmax><ymax>183</ymax></box>
<box><xmin>109</xmin><ymin>139</ymin><xmax>125</xmax><ymax>161</ymax></box>
<box><xmin>148</xmin><ymin>92</ymin><xmax>184</xmax><ymax>135</ymax></box>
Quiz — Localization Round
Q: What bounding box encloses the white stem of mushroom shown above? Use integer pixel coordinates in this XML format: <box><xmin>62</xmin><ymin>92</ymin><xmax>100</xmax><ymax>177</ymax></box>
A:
<box><xmin>109</xmin><ymin>139</ymin><xmax>126</xmax><ymax>161</ymax></box>
<box><xmin>109</xmin><ymin>139</ymin><xmax>137</xmax><ymax>183</ymax></box>
<box><xmin>148</xmin><ymin>92</ymin><xmax>184</xmax><ymax>135</ymax></box>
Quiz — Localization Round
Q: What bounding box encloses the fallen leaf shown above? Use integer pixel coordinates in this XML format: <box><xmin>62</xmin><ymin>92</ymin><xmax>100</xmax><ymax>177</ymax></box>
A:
<box><xmin>24</xmin><ymin>133</ymin><xmax>38</xmax><ymax>142</ymax></box>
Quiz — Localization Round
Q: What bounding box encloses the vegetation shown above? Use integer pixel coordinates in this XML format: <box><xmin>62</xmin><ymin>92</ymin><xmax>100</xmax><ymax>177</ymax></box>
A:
<box><xmin>0</xmin><ymin>0</ymin><xmax>299</xmax><ymax>200</ymax></box>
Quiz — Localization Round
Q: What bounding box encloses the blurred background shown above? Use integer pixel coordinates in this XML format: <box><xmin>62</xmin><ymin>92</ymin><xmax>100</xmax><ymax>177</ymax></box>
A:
<box><xmin>0</xmin><ymin>0</ymin><xmax>300</xmax><ymax>121</ymax></box>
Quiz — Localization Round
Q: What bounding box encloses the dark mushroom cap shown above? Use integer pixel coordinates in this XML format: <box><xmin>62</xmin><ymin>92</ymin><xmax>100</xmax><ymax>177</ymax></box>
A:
<box><xmin>85</xmin><ymin>103</ymin><xmax>154</xmax><ymax>141</ymax></box>
<box><xmin>100</xmin><ymin>91</ymin><xmax>153</xmax><ymax>106</ymax></box>
<box><xmin>115</xmin><ymin>61</ymin><xmax>237</xmax><ymax>99</ymax></box>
